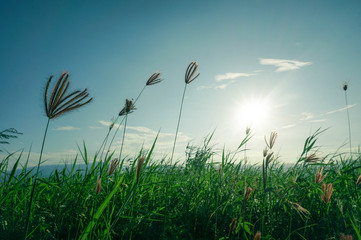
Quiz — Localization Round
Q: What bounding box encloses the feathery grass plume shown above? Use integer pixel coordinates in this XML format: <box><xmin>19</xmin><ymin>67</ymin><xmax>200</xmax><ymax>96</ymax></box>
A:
<box><xmin>305</xmin><ymin>152</ymin><xmax>320</xmax><ymax>164</ymax></box>
<box><xmin>342</xmin><ymin>80</ymin><xmax>352</xmax><ymax>156</ymax></box>
<box><xmin>170</xmin><ymin>61</ymin><xmax>200</xmax><ymax>164</ymax></box>
<box><xmin>118</xmin><ymin>99</ymin><xmax>135</xmax><ymax>161</ymax></box>
<box><xmin>340</xmin><ymin>233</ymin><xmax>353</xmax><ymax>240</ymax></box>
<box><xmin>315</xmin><ymin>167</ymin><xmax>327</xmax><ymax>184</ymax></box>
<box><xmin>229</xmin><ymin>217</ymin><xmax>237</xmax><ymax>235</ymax></box>
<box><xmin>356</xmin><ymin>174</ymin><xmax>361</xmax><ymax>186</ymax></box>
<box><xmin>254</xmin><ymin>231</ymin><xmax>261</xmax><ymax>240</ymax></box>
<box><xmin>136</xmin><ymin>156</ymin><xmax>145</xmax><ymax>182</ymax></box>
<box><xmin>96</xmin><ymin>177</ymin><xmax>102</xmax><ymax>194</ymax></box>
<box><xmin>321</xmin><ymin>182</ymin><xmax>334</xmax><ymax>203</ymax></box>
<box><xmin>24</xmin><ymin>72</ymin><xmax>92</xmax><ymax>239</ymax></box>
<box><xmin>108</xmin><ymin>158</ymin><xmax>119</xmax><ymax>176</ymax></box>
<box><xmin>288</xmin><ymin>201</ymin><xmax>310</xmax><ymax>220</ymax></box>
<box><xmin>146</xmin><ymin>71</ymin><xmax>163</xmax><ymax>86</ymax></box>
<box><xmin>265</xmin><ymin>131</ymin><xmax>277</xmax><ymax>149</ymax></box>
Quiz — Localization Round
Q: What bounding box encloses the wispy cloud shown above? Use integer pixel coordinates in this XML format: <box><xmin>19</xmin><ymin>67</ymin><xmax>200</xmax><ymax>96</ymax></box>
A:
<box><xmin>99</xmin><ymin>120</ymin><xmax>122</xmax><ymax>129</ymax></box>
<box><xmin>323</xmin><ymin>104</ymin><xmax>356</xmax><ymax>115</ymax></box>
<box><xmin>309</xmin><ymin>119</ymin><xmax>327</xmax><ymax>123</ymax></box>
<box><xmin>300</xmin><ymin>112</ymin><xmax>314</xmax><ymax>121</ymax></box>
<box><xmin>282</xmin><ymin>124</ymin><xmax>296</xmax><ymax>129</ymax></box>
<box><xmin>197</xmin><ymin>83</ymin><xmax>229</xmax><ymax>90</ymax></box>
<box><xmin>259</xmin><ymin>58</ymin><xmax>312</xmax><ymax>72</ymax></box>
<box><xmin>53</xmin><ymin>126</ymin><xmax>80</xmax><ymax>131</ymax></box>
<box><xmin>215</xmin><ymin>72</ymin><xmax>255</xmax><ymax>82</ymax></box>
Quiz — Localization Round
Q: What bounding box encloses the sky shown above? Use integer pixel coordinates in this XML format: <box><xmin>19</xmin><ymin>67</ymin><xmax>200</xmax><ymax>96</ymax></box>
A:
<box><xmin>1</xmin><ymin>0</ymin><xmax>361</xmax><ymax>167</ymax></box>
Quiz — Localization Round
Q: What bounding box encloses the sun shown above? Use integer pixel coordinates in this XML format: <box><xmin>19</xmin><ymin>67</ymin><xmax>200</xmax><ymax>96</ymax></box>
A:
<box><xmin>235</xmin><ymin>98</ymin><xmax>270</xmax><ymax>128</ymax></box>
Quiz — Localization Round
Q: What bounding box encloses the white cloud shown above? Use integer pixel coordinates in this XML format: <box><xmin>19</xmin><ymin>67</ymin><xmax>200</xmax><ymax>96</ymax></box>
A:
<box><xmin>99</xmin><ymin>120</ymin><xmax>122</xmax><ymax>129</ymax></box>
<box><xmin>215</xmin><ymin>72</ymin><xmax>254</xmax><ymax>82</ymax></box>
<box><xmin>309</xmin><ymin>119</ymin><xmax>327</xmax><ymax>123</ymax></box>
<box><xmin>259</xmin><ymin>58</ymin><xmax>312</xmax><ymax>72</ymax></box>
<box><xmin>282</xmin><ymin>124</ymin><xmax>296</xmax><ymax>129</ymax></box>
<box><xmin>197</xmin><ymin>84</ymin><xmax>229</xmax><ymax>90</ymax></box>
<box><xmin>323</xmin><ymin>104</ymin><xmax>356</xmax><ymax>115</ymax></box>
<box><xmin>300</xmin><ymin>112</ymin><xmax>314</xmax><ymax>121</ymax></box>
<box><xmin>53</xmin><ymin>126</ymin><xmax>80</xmax><ymax>131</ymax></box>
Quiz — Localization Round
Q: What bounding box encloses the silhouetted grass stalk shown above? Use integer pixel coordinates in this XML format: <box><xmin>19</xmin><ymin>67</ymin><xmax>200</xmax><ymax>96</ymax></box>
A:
<box><xmin>343</xmin><ymin>81</ymin><xmax>352</xmax><ymax>155</ymax></box>
<box><xmin>170</xmin><ymin>62</ymin><xmax>199</xmax><ymax>164</ymax></box>
<box><xmin>24</xmin><ymin>72</ymin><xmax>92</xmax><ymax>239</ymax></box>
<box><xmin>105</xmin><ymin>72</ymin><xmax>162</xmax><ymax>160</ymax></box>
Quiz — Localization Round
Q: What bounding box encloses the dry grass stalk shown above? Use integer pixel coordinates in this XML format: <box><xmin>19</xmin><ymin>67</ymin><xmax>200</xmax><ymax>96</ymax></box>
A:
<box><xmin>136</xmin><ymin>157</ymin><xmax>145</xmax><ymax>182</ymax></box>
<box><xmin>315</xmin><ymin>167</ymin><xmax>327</xmax><ymax>184</ymax></box>
<box><xmin>288</xmin><ymin>201</ymin><xmax>310</xmax><ymax>219</ymax></box>
<box><xmin>321</xmin><ymin>183</ymin><xmax>333</xmax><ymax>203</ymax></box>
<box><xmin>96</xmin><ymin>177</ymin><xmax>102</xmax><ymax>194</ymax></box>
<box><xmin>340</xmin><ymin>233</ymin><xmax>353</xmax><ymax>240</ymax></box>
<box><xmin>146</xmin><ymin>72</ymin><xmax>163</xmax><ymax>86</ymax></box>
<box><xmin>229</xmin><ymin>217</ymin><xmax>237</xmax><ymax>235</ymax></box>
<box><xmin>45</xmin><ymin>72</ymin><xmax>93</xmax><ymax>119</ymax></box>
<box><xmin>357</xmin><ymin>174</ymin><xmax>361</xmax><ymax>186</ymax></box>
<box><xmin>305</xmin><ymin>152</ymin><xmax>320</xmax><ymax>163</ymax></box>
<box><xmin>244</xmin><ymin>187</ymin><xmax>253</xmax><ymax>203</ymax></box>
<box><xmin>185</xmin><ymin>61</ymin><xmax>200</xmax><ymax>84</ymax></box>
<box><xmin>254</xmin><ymin>231</ymin><xmax>261</xmax><ymax>240</ymax></box>
<box><xmin>108</xmin><ymin>158</ymin><xmax>119</xmax><ymax>176</ymax></box>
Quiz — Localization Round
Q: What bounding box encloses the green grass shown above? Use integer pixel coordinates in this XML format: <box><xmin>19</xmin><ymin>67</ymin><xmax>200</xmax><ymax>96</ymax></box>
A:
<box><xmin>1</xmin><ymin>134</ymin><xmax>361</xmax><ymax>240</ymax></box>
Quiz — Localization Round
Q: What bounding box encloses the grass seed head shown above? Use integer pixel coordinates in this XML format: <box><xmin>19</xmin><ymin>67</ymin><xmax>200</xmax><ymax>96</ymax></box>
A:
<box><xmin>265</xmin><ymin>131</ymin><xmax>277</xmax><ymax>149</ymax></box>
<box><xmin>108</xmin><ymin>158</ymin><xmax>119</xmax><ymax>176</ymax></box>
<box><xmin>315</xmin><ymin>167</ymin><xmax>327</xmax><ymax>184</ymax></box>
<box><xmin>342</xmin><ymin>81</ymin><xmax>348</xmax><ymax>91</ymax></box>
<box><xmin>305</xmin><ymin>153</ymin><xmax>320</xmax><ymax>163</ymax></box>
<box><xmin>263</xmin><ymin>148</ymin><xmax>268</xmax><ymax>158</ymax></box>
<box><xmin>185</xmin><ymin>61</ymin><xmax>200</xmax><ymax>84</ymax></box>
<box><xmin>146</xmin><ymin>72</ymin><xmax>163</xmax><ymax>86</ymax></box>
<box><xmin>136</xmin><ymin>156</ymin><xmax>145</xmax><ymax>182</ymax></box>
<box><xmin>244</xmin><ymin>187</ymin><xmax>253</xmax><ymax>203</ymax></box>
<box><xmin>119</xmin><ymin>99</ymin><xmax>136</xmax><ymax>116</ymax></box>
<box><xmin>254</xmin><ymin>231</ymin><xmax>261</xmax><ymax>240</ymax></box>
<box><xmin>44</xmin><ymin>72</ymin><xmax>93</xmax><ymax>119</ymax></box>
<box><xmin>96</xmin><ymin>177</ymin><xmax>101</xmax><ymax>194</ymax></box>
<box><xmin>321</xmin><ymin>182</ymin><xmax>333</xmax><ymax>203</ymax></box>
<box><xmin>288</xmin><ymin>201</ymin><xmax>310</xmax><ymax>219</ymax></box>
<box><xmin>340</xmin><ymin>233</ymin><xmax>353</xmax><ymax>240</ymax></box>
<box><xmin>356</xmin><ymin>174</ymin><xmax>361</xmax><ymax>186</ymax></box>
<box><xmin>246</xmin><ymin>126</ymin><xmax>251</xmax><ymax>135</ymax></box>
<box><xmin>229</xmin><ymin>218</ymin><xmax>237</xmax><ymax>235</ymax></box>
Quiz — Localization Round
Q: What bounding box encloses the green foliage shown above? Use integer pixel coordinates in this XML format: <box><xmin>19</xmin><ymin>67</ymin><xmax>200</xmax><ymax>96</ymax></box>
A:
<box><xmin>1</xmin><ymin>139</ymin><xmax>361</xmax><ymax>239</ymax></box>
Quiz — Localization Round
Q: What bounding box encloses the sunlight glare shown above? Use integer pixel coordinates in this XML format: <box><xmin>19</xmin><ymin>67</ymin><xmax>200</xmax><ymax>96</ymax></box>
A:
<box><xmin>236</xmin><ymin>98</ymin><xmax>270</xmax><ymax>128</ymax></box>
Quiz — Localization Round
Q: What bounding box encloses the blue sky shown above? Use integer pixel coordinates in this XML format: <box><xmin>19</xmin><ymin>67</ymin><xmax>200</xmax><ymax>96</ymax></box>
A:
<box><xmin>1</xmin><ymin>0</ymin><xmax>361</xmax><ymax>166</ymax></box>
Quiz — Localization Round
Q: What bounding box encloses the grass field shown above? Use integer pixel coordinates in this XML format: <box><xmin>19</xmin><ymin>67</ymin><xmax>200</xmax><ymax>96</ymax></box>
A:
<box><xmin>1</xmin><ymin>133</ymin><xmax>361</xmax><ymax>239</ymax></box>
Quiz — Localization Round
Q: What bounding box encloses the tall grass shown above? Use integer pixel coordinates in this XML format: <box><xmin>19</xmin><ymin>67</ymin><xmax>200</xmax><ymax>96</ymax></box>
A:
<box><xmin>171</xmin><ymin>61</ymin><xmax>200</xmax><ymax>164</ymax></box>
<box><xmin>2</xmin><ymin>135</ymin><xmax>361</xmax><ymax>239</ymax></box>
<box><xmin>23</xmin><ymin>72</ymin><xmax>92</xmax><ymax>239</ymax></box>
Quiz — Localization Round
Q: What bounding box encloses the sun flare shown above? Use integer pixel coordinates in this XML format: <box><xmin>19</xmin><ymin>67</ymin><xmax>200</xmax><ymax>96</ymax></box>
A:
<box><xmin>235</xmin><ymin>98</ymin><xmax>270</xmax><ymax>128</ymax></box>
